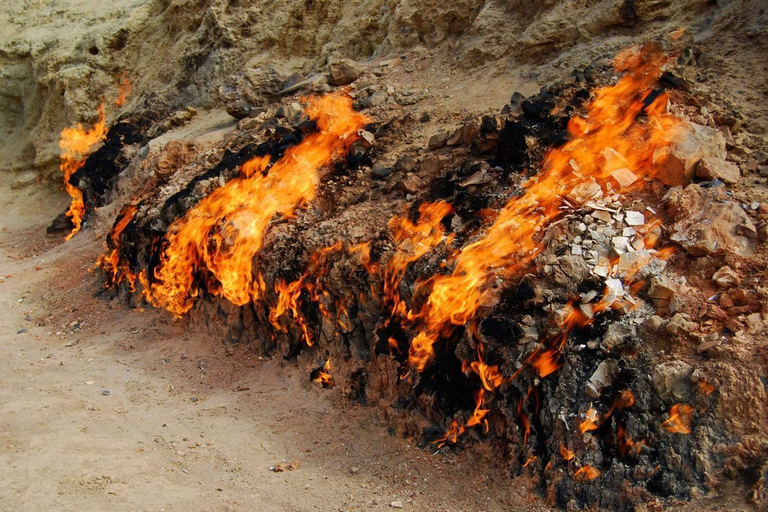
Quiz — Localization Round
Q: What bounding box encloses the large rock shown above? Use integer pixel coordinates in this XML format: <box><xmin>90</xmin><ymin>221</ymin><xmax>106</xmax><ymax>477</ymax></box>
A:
<box><xmin>656</xmin><ymin>121</ymin><xmax>727</xmax><ymax>186</ymax></box>
<box><xmin>668</xmin><ymin>184</ymin><xmax>756</xmax><ymax>256</ymax></box>
<box><xmin>328</xmin><ymin>59</ymin><xmax>363</xmax><ymax>86</ymax></box>
<box><xmin>695</xmin><ymin>157</ymin><xmax>740</xmax><ymax>184</ymax></box>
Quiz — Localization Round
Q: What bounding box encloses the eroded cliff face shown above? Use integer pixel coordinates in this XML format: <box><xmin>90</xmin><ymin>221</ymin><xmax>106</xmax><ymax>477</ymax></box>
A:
<box><xmin>3</xmin><ymin>0</ymin><xmax>766</xmax><ymax>184</ymax></box>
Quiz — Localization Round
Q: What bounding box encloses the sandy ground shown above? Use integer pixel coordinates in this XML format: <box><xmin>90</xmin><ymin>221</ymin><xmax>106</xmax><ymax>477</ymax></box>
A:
<box><xmin>0</xmin><ymin>184</ymin><xmax>554</xmax><ymax>512</ymax></box>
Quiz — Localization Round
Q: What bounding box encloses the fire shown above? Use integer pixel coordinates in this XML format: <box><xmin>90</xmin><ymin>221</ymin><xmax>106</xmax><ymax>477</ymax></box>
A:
<box><xmin>661</xmin><ymin>404</ymin><xmax>693</xmax><ymax>434</ymax></box>
<box><xmin>617</xmin><ymin>424</ymin><xmax>644</xmax><ymax>456</ymax></box>
<box><xmin>96</xmin><ymin>204</ymin><xmax>138</xmax><ymax>289</ymax></box>
<box><xmin>573</xmin><ymin>466</ymin><xmax>601</xmax><ymax>481</ymax></box>
<box><xmin>383</xmin><ymin>201</ymin><xmax>453</xmax><ymax>319</ymax></box>
<box><xmin>465</xmin><ymin>388</ymin><xmax>490</xmax><ymax>432</ymax></box>
<box><xmin>142</xmin><ymin>94</ymin><xmax>369</xmax><ymax>316</ymax></box>
<box><xmin>560</xmin><ymin>443</ymin><xmax>575</xmax><ymax>461</ymax></box>
<box><xmin>579</xmin><ymin>407</ymin><xmax>600</xmax><ymax>434</ymax></box>
<box><xmin>312</xmin><ymin>359</ymin><xmax>335</xmax><ymax>388</ymax></box>
<box><xmin>697</xmin><ymin>380</ymin><xmax>715</xmax><ymax>395</ymax></box>
<box><xmin>59</xmin><ymin>104</ymin><xmax>108</xmax><ymax>240</ymax></box>
<box><xmin>115</xmin><ymin>73</ymin><xmax>133</xmax><ymax>107</ymax></box>
<box><xmin>434</xmin><ymin>419</ymin><xmax>465</xmax><ymax>448</ymax></box>
<box><xmin>405</xmin><ymin>44</ymin><xmax>680</xmax><ymax>371</ymax></box>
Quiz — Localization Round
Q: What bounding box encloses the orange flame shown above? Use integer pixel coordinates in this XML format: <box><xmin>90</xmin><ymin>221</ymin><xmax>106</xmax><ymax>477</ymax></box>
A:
<box><xmin>434</xmin><ymin>419</ymin><xmax>465</xmax><ymax>448</ymax></box>
<box><xmin>59</xmin><ymin>104</ymin><xmax>108</xmax><ymax>239</ymax></box>
<box><xmin>560</xmin><ymin>443</ymin><xmax>575</xmax><ymax>461</ymax></box>
<box><xmin>579</xmin><ymin>407</ymin><xmax>600</xmax><ymax>434</ymax></box>
<box><xmin>661</xmin><ymin>404</ymin><xmax>693</xmax><ymax>434</ymax></box>
<box><xmin>697</xmin><ymin>380</ymin><xmax>715</xmax><ymax>395</ymax></box>
<box><xmin>406</xmin><ymin>45</ymin><xmax>680</xmax><ymax>371</ymax></box>
<box><xmin>96</xmin><ymin>204</ymin><xmax>138</xmax><ymax>289</ymax></box>
<box><xmin>617</xmin><ymin>424</ymin><xmax>644</xmax><ymax>456</ymax></box>
<box><xmin>384</xmin><ymin>201</ymin><xmax>452</xmax><ymax>319</ymax></box>
<box><xmin>115</xmin><ymin>73</ymin><xmax>133</xmax><ymax>107</ymax></box>
<box><xmin>573</xmin><ymin>466</ymin><xmax>601</xmax><ymax>481</ymax></box>
<box><xmin>465</xmin><ymin>388</ymin><xmax>490</xmax><ymax>432</ymax></box>
<box><xmin>312</xmin><ymin>359</ymin><xmax>335</xmax><ymax>387</ymax></box>
<box><xmin>142</xmin><ymin>94</ymin><xmax>369</xmax><ymax>316</ymax></box>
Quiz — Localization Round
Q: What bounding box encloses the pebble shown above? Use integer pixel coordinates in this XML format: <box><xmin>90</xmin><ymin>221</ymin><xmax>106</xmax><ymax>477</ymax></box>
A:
<box><xmin>390</xmin><ymin>501</ymin><xmax>403</xmax><ymax>509</ymax></box>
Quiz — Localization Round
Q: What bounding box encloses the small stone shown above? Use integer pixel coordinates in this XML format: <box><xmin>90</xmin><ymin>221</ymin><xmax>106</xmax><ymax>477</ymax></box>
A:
<box><xmin>593</xmin><ymin>210</ymin><xmax>612</xmax><ymax>223</ymax></box>
<box><xmin>349</xmin><ymin>467</ymin><xmax>360</xmax><ymax>474</ymax></box>
<box><xmin>652</xmin><ymin>361</ymin><xmax>694</xmax><ymax>401</ymax></box>
<box><xmin>644</xmin><ymin>315</ymin><xmax>665</xmax><ymax>334</ymax></box>
<box><xmin>586</xmin><ymin>360</ymin><xmax>619</xmax><ymax>399</ymax></box>
<box><xmin>697</xmin><ymin>338</ymin><xmax>722</xmax><ymax>355</ymax></box>
<box><xmin>102</xmin><ymin>390</ymin><xmax>110</xmax><ymax>396</ymax></box>
<box><xmin>427</xmin><ymin>132</ymin><xmax>448</xmax><ymax>150</ymax></box>
<box><xmin>695</xmin><ymin>157</ymin><xmax>740</xmax><ymax>184</ymax></box>
<box><xmin>328</xmin><ymin>59</ymin><xmax>363</xmax><ymax>86</ymax></box>
<box><xmin>372</xmin><ymin>164</ymin><xmax>395</xmax><ymax>179</ymax></box>
<box><xmin>666</xmin><ymin>313</ymin><xmax>695</xmax><ymax>336</ymax></box>
<box><xmin>611</xmin><ymin>168</ymin><xmax>639</xmax><ymax>188</ymax></box>
<box><xmin>728</xmin><ymin>288</ymin><xmax>748</xmax><ymax>306</ymax></box>
<box><xmin>712</xmin><ymin>266</ymin><xmax>740</xmax><ymax>288</ymax></box>
<box><xmin>11</xmin><ymin>171</ymin><xmax>38</xmax><ymax>190</ymax></box>
<box><xmin>390</xmin><ymin>501</ymin><xmax>404</xmax><ymax>508</ymax></box>
<box><xmin>399</xmin><ymin>173</ymin><xmax>421</xmax><ymax>194</ymax></box>
<box><xmin>704</xmin><ymin>304</ymin><xmax>728</xmax><ymax>322</ymax></box>
<box><xmin>625</xmin><ymin>211</ymin><xmax>645</xmax><ymax>226</ymax></box>
<box><xmin>394</xmin><ymin>156</ymin><xmax>415</xmax><ymax>173</ymax></box>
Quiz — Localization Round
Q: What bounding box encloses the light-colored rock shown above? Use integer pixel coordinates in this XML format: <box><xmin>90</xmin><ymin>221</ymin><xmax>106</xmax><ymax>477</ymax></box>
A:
<box><xmin>656</xmin><ymin>121</ymin><xmax>727</xmax><ymax>186</ymax></box>
<box><xmin>585</xmin><ymin>359</ymin><xmax>619</xmax><ymax>398</ymax></box>
<box><xmin>712</xmin><ymin>266</ymin><xmax>741</xmax><ymax>288</ymax></box>
<box><xmin>652</xmin><ymin>361</ymin><xmax>694</xmax><ymax>402</ymax></box>
<box><xmin>10</xmin><ymin>171</ymin><xmax>37</xmax><ymax>189</ymax></box>
<box><xmin>695</xmin><ymin>157</ymin><xmax>740</xmax><ymax>184</ymax></box>
<box><xmin>668</xmin><ymin>184</ymin><xmax>756</xmax><ymax>256</ymax></box>
<box><xmin>328</xmin><ymin>59</ymin><xmax>363</xmax><ymax>86</ymax></box>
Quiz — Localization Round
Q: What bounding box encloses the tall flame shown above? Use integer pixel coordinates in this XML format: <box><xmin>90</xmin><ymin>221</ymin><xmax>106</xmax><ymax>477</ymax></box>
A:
<box><xmin>96</xmin><ymin>204</ymin><xmax>138</xmax><ymax>289</ymax></box>
<box><xmin>143</xmin><ymin>94</ymin><xmax>369</xmax><ymax>316</ymax></box>
<box><xmin>406</xmin><ymin>45</ymin><xmax>680</xmax><ymax>371</ymax></box>
<box><xmin>59</xmin><ymin>104</ymin><xmax>108</xmax><ymax>239</ymax></box>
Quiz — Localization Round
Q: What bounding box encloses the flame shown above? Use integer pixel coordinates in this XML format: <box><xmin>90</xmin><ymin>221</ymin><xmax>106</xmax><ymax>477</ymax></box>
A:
<box><xmin>269</xmin><ymin>241</ymin><xmax>347</xmax><ymax>347</ymax></box>
<box><xmin>96</xmin><ymin>204</ymin><xmax>138</xmax><ymax>289</ymax></box>
<box><xmin>312</xmin><ymin>358</ymin><xmax>335</xmax><ymax>387</ymax></box>
<box><xmin>697</xmin><ymin>380</ymin><xmax>715</xmax><ymax>395</ymax></box>
<box><xmin>469</xmin><ymin>344</ymin><xmax>503</xmax><ymax>392</ymax></box>
<box><xmin>522</xmin><ymin>456</ymin><xmax>538</xmax><ymax>468</ymax></box>
<box><xmin>59</xmin><ymin>104</ymin><xmax>108</xmax><ymax>239</ymax></box>
<box><xmin>617</xmin><ymin>424</ymin><xmax>644</xmax><ymax>456</ymax></box>
<box><xmin>115</xmin><ymin>73</ymin><xmax>133</xmax><ymax>107</ymax></box>
<box><xmin>661</xmin><ymin>404</ymin><xmax>693</xmax><ymax>434</ymax></box>
<box><xmin>560</xmin><ymin>443</ymin><xmax>575</xmax><ymax>461</ymax></box>
<box><xmin>142</xmin><ymin>94</ymin><xmax>369</xmax><ymax>316</ymax></box>
<box><xmin>465</xmin><ymin>388</ymin><xmax>490</xmax><ymax>432</ymax></box>
<box><xmin>579</xmin><ymin>407</ymin><xmax>600</xmax><ymax>434</ymax></box>
<box><xmin>573</xmin><ymin>466</ymin><xmax>601</xmax><ymax>481</ymax></box>
<box><xmin>434</xmin><ymin>419</ymin><xmax>465</xmax><ymax>448</ymax></box>
<box><xmin>384</xmin><ymin>201</ymin><xmax>452</xmax><ymax>319</ymax></box>
<box><xmin>406</xmin><ymin>44</ymin><xmax>680</xmax><ymax>371</ymax></box>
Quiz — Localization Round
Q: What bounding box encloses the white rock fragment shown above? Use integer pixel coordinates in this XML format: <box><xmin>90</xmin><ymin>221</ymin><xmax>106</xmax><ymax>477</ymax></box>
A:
<box><xmin>625</xmin><ymin>211</ymin><xmax>645</xmax><ymax>226</ymax></box>
<box><xmin>571</xmin><ymin>245</ymin><xmax>583</xmax><ymax>256</ymax></box>
<box><xmin>603</xmin><ymin>278</ymin><xmax>625</xmax><ymax>306</ymax></box>
<box><xmin>623</xmin><ymin>227</ymin><xmax>636</xmax><ymax>237</ymax></box>
<box><xmin>611</xmin><ymin>167</ymin><xmax>640</xmax><ymax>188</ymax></box>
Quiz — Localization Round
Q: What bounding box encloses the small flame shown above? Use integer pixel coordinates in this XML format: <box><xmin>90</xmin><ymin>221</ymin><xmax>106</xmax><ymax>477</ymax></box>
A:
<box><xmin>59</xmin><ymin>104</ymin><xmax>108</xmax><ymax>239</ymax></box>
<box><xmin>312</xmin><ymin>359</ymin><xmax>335</xmax><ymax>388</ymax></box>
<box><xmin>697</xmin><ymin>380</ymin><xmax>715</xmax><ymax>395</ymax></box>
<box><xmin>573</xmin><ymin>466</ymin><xmax>601</xmax><ymax>481</ymax></box>
<box><xmin>661</xmin><ymin>404</ymin><xmax>693</xmax><ymax>434</ymax></box>
<box><xmin>115</xmin><ymin>73</ymin><xmax>133</xmax><ymax>107</ymax></box>
<box><xmin>434</xmin><ymin>419</ymin><xmax>465</xmax><ymax>448</ymax></box>
<box><xmin>96</xmin><ymin>204</ymin><xmax>138</xmax><ymax>289</ymax></box>
<box><xmin>617</xmin><ymin>424</ymin><xmax>644</xmax><ymax>456</ymax></box>
<box><xmin>579</xmin><ymin>407</ymin><xmax>600</xmax><ymax>434</ymax></box>
<box><xmin>465</xmin><ymin>388</ymin><xmax>490</xmax><ymax>433</ymax></box>
<box><xmin>560</xmin><ymin>443</ymin><xmax>575</xmax><ymax>461</ymax></box>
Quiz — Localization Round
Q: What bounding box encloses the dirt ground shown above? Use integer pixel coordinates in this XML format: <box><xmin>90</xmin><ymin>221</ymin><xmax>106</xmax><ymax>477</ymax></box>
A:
<box><xmin>0</xmin><ymin>183</ymin><xmax>558</xmax><ymax>511</ymax></box>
